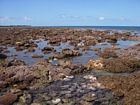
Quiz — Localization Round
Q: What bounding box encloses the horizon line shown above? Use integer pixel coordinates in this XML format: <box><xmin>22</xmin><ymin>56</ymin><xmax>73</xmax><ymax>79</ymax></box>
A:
<box><xmin>0</xmin><ymin>25</ymin><xmax>140</xmax><ymax>27</ymax></box>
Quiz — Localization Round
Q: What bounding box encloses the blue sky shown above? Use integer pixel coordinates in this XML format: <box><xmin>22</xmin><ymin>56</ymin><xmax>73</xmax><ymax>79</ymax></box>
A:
<box><xmin>0</xmin><ymin>0</ymin><xmax>140</xmax><ymax>26</ymax></box>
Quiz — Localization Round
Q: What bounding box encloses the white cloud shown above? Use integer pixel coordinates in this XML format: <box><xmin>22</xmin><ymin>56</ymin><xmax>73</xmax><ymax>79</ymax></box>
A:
<box><xmin>60</xmin><ymin>14</ymin><xmax>80</xmax><ymax>19</ymax></box>
<box><xmin>120</xmin><ymin>17</ymin><xmax>125</xmax><ymax>21</ymax></box>
<box><xmin>0</xmin><ymin>17</ymin><xmax>14</xmax><ymax>22</ymax></box>
<box><xmin>60</xmin><ymin>15</ymin><xmax>67</xmax><ymax>18</ymax></box>
<box><xmin>23</xmin><ymin>16</ymin><xmax>32</xmax><ymax>21</ymax></box>
<box><xmin>99</xmin><ymin>17</ymin><xmax>105</xmax><ymax>20</ymax></box>
<box><xmin>0</xmin><ymin>16</ymin><xmax>32</xmax><ymax>22</ymax></box>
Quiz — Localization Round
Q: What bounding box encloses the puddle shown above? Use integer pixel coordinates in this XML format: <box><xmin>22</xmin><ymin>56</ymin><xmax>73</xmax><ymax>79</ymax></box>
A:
<box><xmin>92</xmin><ymin>42</ymin><xmax>112</xmax><ymax>49</ymax></box>
<box><xmin>72</xmin><ymin>51</ymin><xmax>98</xmax><ymax>64</ymax></box>
<box><xmin>1</xmin><ymin>39</ymin><xmax>139</xmax><ymax>65</ymax></box>
<box><xmin>91</xmin><ymin>40</ymin><xmax>138</xmax><ymax>49</ymax></box>
<box><xmin>116</xmin><ymin>40</ymin><xmax>139</xmax><ymax>48</ymax></box>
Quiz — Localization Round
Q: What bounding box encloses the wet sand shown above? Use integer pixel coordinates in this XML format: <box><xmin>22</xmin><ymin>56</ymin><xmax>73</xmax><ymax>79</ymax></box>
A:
<box><xmin>0</xmin><ymin>27</ymin><xmax>140</xmax><ymax>105</ymax></box>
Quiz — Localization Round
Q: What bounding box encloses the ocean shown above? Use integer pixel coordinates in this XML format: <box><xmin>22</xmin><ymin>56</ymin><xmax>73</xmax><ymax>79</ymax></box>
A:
<box><xmin>44</xmin><ymin>26</ymin><xmax>140</xmax><ymax>36</ymax></box>
<box><xmin>1</xmin><ymin>26</ymin><xmax>140</xmax><ymax>36</ymax></box>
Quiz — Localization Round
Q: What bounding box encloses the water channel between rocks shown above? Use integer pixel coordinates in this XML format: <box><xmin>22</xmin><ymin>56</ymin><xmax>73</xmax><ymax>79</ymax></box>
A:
<box><xmin>2</xmin><ymin>39</ymin><xmax>138</xmax><ymax>65</ymax></box>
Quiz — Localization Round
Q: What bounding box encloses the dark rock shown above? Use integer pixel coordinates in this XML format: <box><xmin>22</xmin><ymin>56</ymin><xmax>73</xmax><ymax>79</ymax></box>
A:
<box><xmin>42</xmin><ymin>47</ymin><xmax>55</xmax><ymax>53</ymax></box>
<box><xmin>98</xmin><ymin>48</ymin><xmax>118</xmax><ymax>59</ymax></box>
<box><xmin>0</xmin><ymin>53</ymin><xmax>7</xmax><ymax>59</ymax></box>
<box><xmin>32</xmin><ymin>54</ymin><xmax>44</xmax><ymax>58</ymax></box>
<box><xmin>62</xmin><ymin>48</ymin><xmax>81</xmax><ymax>57</ymax></box>
<box><xmin>82</xmin><ymin>93</ymin><xmax>97</xmax><ymax>102</ymax></box>
<box><xmin>7</xmin><ymin>59</ymin><xmax>26</xmax><ymax>67</ymax></box>
<box><xmin>0</xmin><ymin>93</ymin><xmax>17</xmax><ymax>105</ymax></box>
<box><xmin>107</xmin><ymin>37</ymin><xmax>117</xmax><ymax>43</ymax></box>
<box><xmin>103</xmin><ymin>56</ymin><xmax>140</xmax><ymax>73</ymax></box>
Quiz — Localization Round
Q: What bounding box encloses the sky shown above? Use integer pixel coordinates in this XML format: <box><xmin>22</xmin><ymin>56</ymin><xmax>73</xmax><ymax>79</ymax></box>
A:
<box><xmin>0</xmin><ymin>0</ymin><xmax>140</xmax><ymax>26</ymax></box>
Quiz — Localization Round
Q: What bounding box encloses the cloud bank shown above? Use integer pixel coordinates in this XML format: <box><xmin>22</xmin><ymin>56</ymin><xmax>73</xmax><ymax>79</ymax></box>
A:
<box><xmin>0</xmin><ymin>16</ymin><xmax>32</xmax><ymax>22</ymax></box>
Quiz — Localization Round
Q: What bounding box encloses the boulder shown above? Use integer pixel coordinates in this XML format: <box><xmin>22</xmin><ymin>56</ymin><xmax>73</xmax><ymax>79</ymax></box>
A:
<box><xmin>0</xmin><ymin>93</ymin><xmax>17</xmax><ymax>105</ymax></box>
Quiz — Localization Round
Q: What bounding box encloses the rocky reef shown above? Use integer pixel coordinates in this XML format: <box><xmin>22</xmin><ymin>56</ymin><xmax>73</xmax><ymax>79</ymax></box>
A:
<box><xmin>0</xmin><ymin>27</ymin><xmax>140</xmax><ymax>105</ymax></box>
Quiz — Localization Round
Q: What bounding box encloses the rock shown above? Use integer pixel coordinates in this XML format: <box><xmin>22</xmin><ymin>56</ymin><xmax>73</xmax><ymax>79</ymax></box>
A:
<box><xmin>49</xmin><ymin>38</ymin><xmax>61</xmax><ymax>45</ymax></box>
<box><xmin>0</xmin><ymin>81</ymin><xmax>6</xmax><ymax>89</ymax></box>
<box><xmin>77</xmin><ymin>42</ymin><xmax>85</xmax><ymax>47</ymax></box>
<box><xmin>10</xmin><ymin>88</ymin><xmax>22</xmax><ymax>94</ymax></box>
<box><xmin>98</xmin><ymin>48</ymin><xmax>118</xmax><ymax>59</ymax></box>
<box><xmin>58</xmin><ymin>59</ymin><xmax>72</xmax><ymax>66</ymax></box>
<box><xmin>16</xmin><ymin>41</ymin><xmax>25</xmax><ymax>46</ymax></box>
<box><xmin>32</xmin><ymin>54</ymin><xmax>44</xmax><ymax>58</ymax></box>
<box><xmin>42</xmin><ymin>47</ymin><xmax>55</xmax><ymax>53</ymax></box>
<box><xmin>0</xmin><ymin>93</ymin><xmax>17</xmax><ymax>105</ymax></box>
<box><xmin>82</xmin><ymin>93</ymin><xmax>96</xmax><ymax>102</ymax></box>
<box><xmin>62</xmin><ymin>98</ymin><xmax>70</xmax><ymax>103</ymax></box>
<box><xmin>107</xmin><ymin>37</ymin><xmax>117</xmax><ymax>43</ymax></box>
<box><xmin>52</xmin><ymin>98</ymin><xmax>61</xmax><ymax>104</ymax></box>
<box><xmin>31</xmin><ymin>103</ymin><xmax>42</xmax><ymax>105</ymax></box>
<box><xmin>63</xmin><ymin>76</ymin><xmax>74</xmax><ymax>81</ymax></box>
<box><xmin>62</xmin><ymin>48</ymin><xmax>81</xmax><ymax>57</ymax></box>
<box><xmin>103</xmin><ymin>56</ymin><xmax>140</xmax><ymax>73</ymax></box>
<box><xmin>44</xmin><ymin>96</ymin><xmax>52</xmax><ymax>101</ymax></box>
<box><xmin>59</xmin><ymin>73</ymin><xmax>67</xmax><ymax>79</ymax></box>
<box><xmin>15</xmin><ymin>46</ymin><xmax>24</xmax><ymax>51</ymax></box>
<box><xmin>80</xmin><ymin>100</ymin><xmax>94</xmax><ymax>105</ymax></box>
<box><xmin>87</xmin><ymin>86</ymin><xmax>96</xmax><ymax>91</ymax></box>
<box><xmin>15</xmin><ymin>83</ymin><xmax>28</xmax><ymax>90</ymax></box>
<box><xmin>65</xmin><ymin>94</ymin><xmax>73</xmax><ymax>98</ymax></box>
<box><xmin>0</xmin><ymin>53</ymin><xmax>7</xmax><ymax>59</ymax></box>
<box><xmin>87</xmin><ymin>59</ymin><xmax>103</xmax><ymax>70</ymax></box>
<box><xmin>19</xmin><ymin>93</ymin><xmax>32</xmax><ymax>104</ymax></box>
<box><xmin>28</xmin><ymin>47</ymin><xmax>36</xmax><ymax>52</ymax></box>
<box><xmin>86</xmin><ymin>39</ymin><xmax>97</xmax><ymax>46</ymax></box>
<box><xmin>7</xmin><ymin>59</ymin><xmax>26</xmax><ymax>67</ymax></box>
<box><xmin>83</xmin><ymin>75</ymin><xmax>97</xmax><ymax>82</ymax></box>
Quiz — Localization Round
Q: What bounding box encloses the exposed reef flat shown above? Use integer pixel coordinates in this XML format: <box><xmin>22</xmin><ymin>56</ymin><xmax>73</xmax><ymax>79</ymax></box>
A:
<box><xmin>0</xmin><ymin>27</ymin><xmax>140</xmax><ymax>105</ymax></box>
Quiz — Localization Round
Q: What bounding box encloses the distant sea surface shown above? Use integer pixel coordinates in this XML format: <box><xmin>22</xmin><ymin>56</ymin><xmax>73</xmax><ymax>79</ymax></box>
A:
<box><xmin>45</xmin><ymin>26</ymin><xmax>140</xmax><ymax>36</ymax></box>
<box><xmin>1</xmin><ymin>26</ymin><xmax>140</xmax><ymax>36</ymax></box>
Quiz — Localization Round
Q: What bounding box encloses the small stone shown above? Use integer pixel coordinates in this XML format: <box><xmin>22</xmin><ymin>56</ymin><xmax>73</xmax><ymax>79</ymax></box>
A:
<box><xmin>10</xmin><ymin>88</ymin><xmax>22</xmax><ymax>94</ymax></box>
<box><xmin>19</xmin><ymin>93</ymin><xmax>32</xmax><ymax>104</ymax></box>
<box><xmin>32</xmin><ymin>54</ymin><xmax>43</xmax><ymax>58</ymax></box>
<box><xmin>80</xmin><ymin>100</ymin><xmax>94</xmax><ymax>105</ymax></box>
<box><xmin>31</xmin><ymin>103</ymin><xmax>42</xmax><ymax>105</ymax></box>
<box><xmin>65</xmin><ymin>94</ymin><xmax>73</xmax><ymax>98</ymax></box>
<box><xmin>82</xmin><ymin>93</ymin><xmax>96</xmax><ymax>102</ymax></box>
<box><xmin>64</xmin><ymin>91</ymin><xmax>72</xmax><ymax>94</ymax></box>
<box><xmin>57</xmin><ymin>102</ymin><xmax>64</xmax><ymax>105</ymax></box>
<box><xmin>62</xmin><ymin>98</ymin><xmax>70</xmax><ymax>103</ymax></box>
<box><xmin>10</xmin><ymin>88</ymin><xmax>22</xmax><ymax>96</ymax></box>
<box><xmin>53</xmin><ymin>58</ymin><xmax>58</xmax><ymax>61</ymax></box>
<box><xmin>68</xmin><ymin>76</ymin><xmax>74</xmax><ymax>79</ymax></box>
<box><xmin>81</xmin><ymin>84</ymin><xmax>87</xmax><ymax>88</ymax></box>
<box><xmin>44</xmin><ymin>96</ymin><xmax>52</xmax><ymax>101</ymax></box>
<box><xmin>83</xmin><ymin>75</ymin><xmax>97</xmax><ymax>81</ymax></box>
<box><xmin>52</xmin><ymin>98</ymin><xmax>61</xmax><ymax>104</ymax></box>
<box><xmin>87</xmin><ymin>86</ymin><xmax>96</xmax><ymax>91</ymax></box>
<box><xmin>63</xmin><ymin>98</ymin><xmax>77</xmax><ymax>105</ymax></box>
<box><xmin>59</xmin><ymin>73</ymin><xmax>67</xmax><ymax>79</ymax></box>
<box><xmin>63</xmin><ymin>76</ymin><xmax>74</xmax><ymax>81</ymax></box>
<box><xmin>92</xmin><ymin>82</ymin><xmax>102</xmax><ymax>88</ymax></box>
<box><xmin>61</xmin><ymin>85</ymin><xmax>70</xmax><ymax>88</ymax></box>
<box><xmin>13</xmin><ymin>102</ymin><xmax>25</xmax><ymax>105</ymax></box>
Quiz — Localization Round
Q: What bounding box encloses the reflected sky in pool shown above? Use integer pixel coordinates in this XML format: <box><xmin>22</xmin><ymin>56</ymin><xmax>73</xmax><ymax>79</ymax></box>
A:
<box><xmin>2</xmin><ymin>39</ymin><xmax>139</xmax><ymax>65</ymax></box>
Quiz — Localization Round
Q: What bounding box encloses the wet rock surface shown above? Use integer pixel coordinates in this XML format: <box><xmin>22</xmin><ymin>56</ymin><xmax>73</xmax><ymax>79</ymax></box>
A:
<box><xmin>0</xmin><ymin>27</ymin><xmax>140</xmax><ymax>105</ymax></box>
